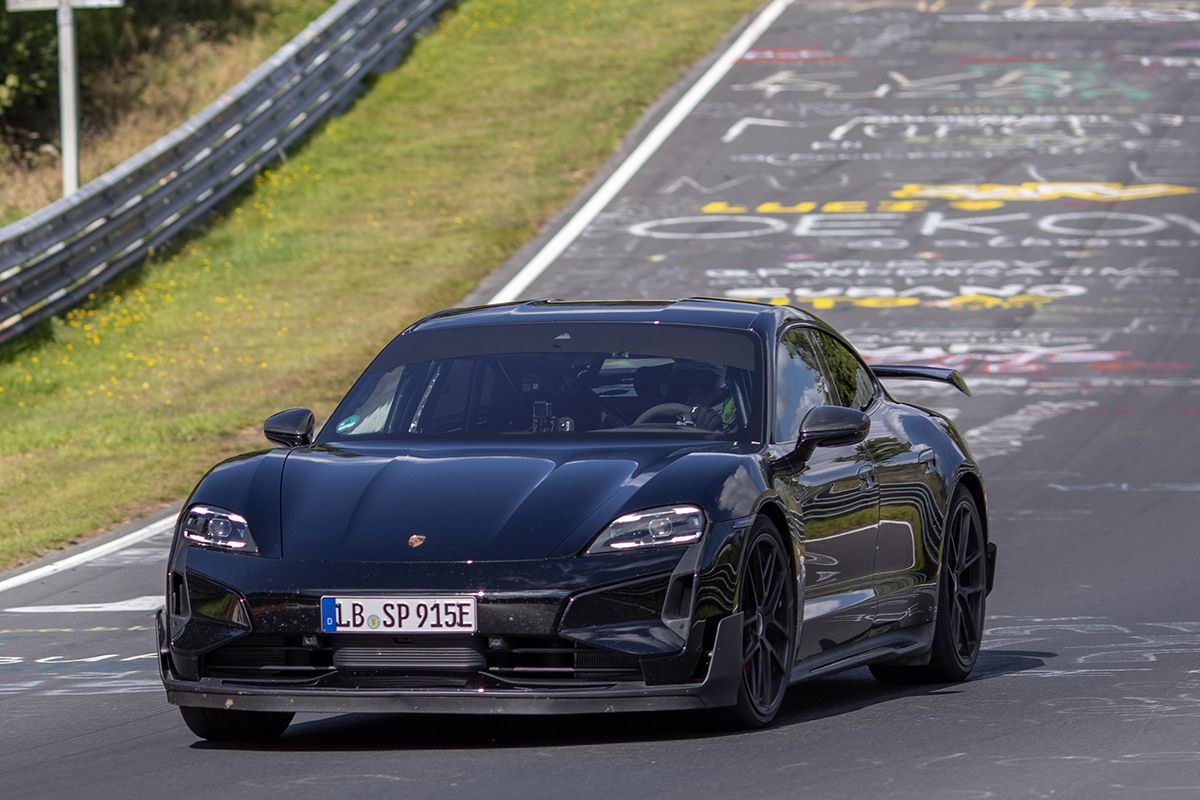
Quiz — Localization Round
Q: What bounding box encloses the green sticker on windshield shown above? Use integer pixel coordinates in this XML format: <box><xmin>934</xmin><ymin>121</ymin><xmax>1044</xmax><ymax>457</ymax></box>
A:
<box><xmin>335</xmin><ymin>415</ymin><xmax>361</xmax><ymax>434</ymax></box>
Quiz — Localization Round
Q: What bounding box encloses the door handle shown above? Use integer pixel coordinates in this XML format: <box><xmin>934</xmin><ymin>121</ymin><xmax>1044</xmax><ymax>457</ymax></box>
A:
<box><xmin>917</xmin><ymin>449</ymin><xmax>937</xmax><ymax>474</ymax></box>
<box><xmin>857</xmin><ymin>465</ymin><xmax>877</xmax><ymax>490</ymax></box>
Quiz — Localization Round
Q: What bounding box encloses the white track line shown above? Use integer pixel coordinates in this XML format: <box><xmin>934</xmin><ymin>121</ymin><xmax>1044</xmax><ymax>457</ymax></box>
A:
<box><xmin>4</xmin><ymin>595</ymin><xmax>164</xmax><ymax>613</ymax></box>
<box><xmin>0</xmin><ymin>512</ymin><xmax>176</xmax><ymax>595</ymax></box>
<box><xmin>487</xmin><ymin>0</ymin><xmax>794</xmax><ymax>304</ymax></box>
<box><xmin>0</xmin><ymin>2</ymin><xmax>792</xmax><ymax>594</ymax></box>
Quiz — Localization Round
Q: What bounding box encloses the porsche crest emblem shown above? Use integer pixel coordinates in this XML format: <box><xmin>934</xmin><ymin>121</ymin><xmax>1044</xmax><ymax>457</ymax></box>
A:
<box><xmin>407</xmin><ymin>534</ymin><xmax>427</xmax><ymax>548</ymax></box>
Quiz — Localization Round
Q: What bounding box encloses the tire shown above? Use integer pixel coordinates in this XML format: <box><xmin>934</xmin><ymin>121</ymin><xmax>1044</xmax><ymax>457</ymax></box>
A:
<box><xmin>179</xmin><ymin>706</ymin><xmax>294</xmax><ymax>742</ymax></box>
<box><xmin>718</xmin><ymin>517</ymin><xmax>797</xmax><ymax>729</ymax></box>
<box><xmin>871</xmin><ymin>487</ymin><xmax>987</xmax><ymax>685</ymax></box>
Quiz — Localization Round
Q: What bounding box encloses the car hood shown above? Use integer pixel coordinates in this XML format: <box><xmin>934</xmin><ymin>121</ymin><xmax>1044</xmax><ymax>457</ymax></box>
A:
<box><xmin>277</xmin><ymin>441</ymin><xmax>755</xmax><ymax>562</ymax></box>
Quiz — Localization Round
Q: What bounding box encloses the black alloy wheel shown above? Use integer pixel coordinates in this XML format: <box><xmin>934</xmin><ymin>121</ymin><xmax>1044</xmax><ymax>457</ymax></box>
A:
<box><xmin>723</xmin><ymin>519</ymin><xmax>796</xmax><ymax>728</ymax></box>
<box><xmin>871</xmin><ymin>487</ymin><xmax>986</xmax><ymax>684</ymax></box>
<box><xmin>944</xmin><ymin>492</ymin><xmax>987</xmax><ymax>667</ymax></box>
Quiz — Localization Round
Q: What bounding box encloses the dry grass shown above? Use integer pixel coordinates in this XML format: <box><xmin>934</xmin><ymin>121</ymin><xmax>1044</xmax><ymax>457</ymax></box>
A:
<box><xmin>1</xmin><ymin>2</ymin><xmax>326</xmax><ymax>222</ymax></box>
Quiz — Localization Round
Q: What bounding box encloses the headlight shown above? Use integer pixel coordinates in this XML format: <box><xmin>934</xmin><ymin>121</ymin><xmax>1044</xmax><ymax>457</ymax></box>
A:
<box><xmin>585</xmin><ymin>505</ymin><xmax>706</xmax><ymax>554</ymax></box>
<box><xmin>181</xmin><ymin>505</ymin><xmax>258</xmax><ymax>554</ymax></box>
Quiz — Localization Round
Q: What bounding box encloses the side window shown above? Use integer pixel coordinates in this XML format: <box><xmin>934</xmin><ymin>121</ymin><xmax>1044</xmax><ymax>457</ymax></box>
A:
<box><xmin>774</xmin><ymin>328</ymin><xmax>836</xmax><ymax>442</ymax></box>
<box><xmin>813</xmin><ymin>332</ymin><xmax>875</xmax><ymax>411</ymax></box>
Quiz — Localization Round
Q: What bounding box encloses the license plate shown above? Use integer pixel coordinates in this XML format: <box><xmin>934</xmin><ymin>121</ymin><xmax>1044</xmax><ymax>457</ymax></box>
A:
<box><xmin>320</xmin><ymin>596</ymin><xmax>477</xmax><ymax>634</ymax></box>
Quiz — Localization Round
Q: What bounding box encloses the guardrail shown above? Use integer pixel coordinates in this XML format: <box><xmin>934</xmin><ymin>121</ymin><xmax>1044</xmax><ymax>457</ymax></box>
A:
<box><xmin>0</xmin><ymin>0</ymin><xmax>451</xmax><ymax>345</ymax></box>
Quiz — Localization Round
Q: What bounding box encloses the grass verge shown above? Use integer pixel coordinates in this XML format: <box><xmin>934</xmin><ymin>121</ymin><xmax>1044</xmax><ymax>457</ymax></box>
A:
<box><xmin>0</xmin><ymin>0</ymin><xmax>762</xmax><ymax>569</ymax></box>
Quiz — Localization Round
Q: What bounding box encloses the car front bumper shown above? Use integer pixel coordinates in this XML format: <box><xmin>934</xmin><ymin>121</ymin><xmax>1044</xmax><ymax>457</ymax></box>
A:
<box><xmin>159</xmin><ymin>524</ymin><xmax>749</xmax><ymax>714</ymax></box>
<box><xmin>159</xmin><ymin>610</ymin><xmax>744</xmax><ymax>715</ymax></box>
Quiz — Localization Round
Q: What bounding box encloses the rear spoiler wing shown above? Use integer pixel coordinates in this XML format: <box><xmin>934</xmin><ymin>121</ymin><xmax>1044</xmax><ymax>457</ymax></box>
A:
<box><xmin>870</xmin><ymin>364</ymin><xmax>972</xmax><ymax>397</ymax></box>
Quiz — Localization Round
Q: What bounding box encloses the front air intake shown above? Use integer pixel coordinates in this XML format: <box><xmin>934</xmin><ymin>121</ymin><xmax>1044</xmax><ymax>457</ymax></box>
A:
<box><xmin>331</xmin><ymin>634</ymin><xmax>486</xmax><ymax>671</ymax></box>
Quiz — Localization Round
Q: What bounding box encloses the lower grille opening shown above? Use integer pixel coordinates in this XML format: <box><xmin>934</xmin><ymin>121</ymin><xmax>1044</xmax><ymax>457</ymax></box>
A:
<box><xmin>332</xmin><ymin>634</ymin><xmax>485</xmax><ymax>671</ymax></box>
<box><xmin>201</xmin><ymin>634</ymin><xmax>333</xmax><ymax>680</ymax></box>
<box><xmin>199</xmin><ymin>633</ymin><xmax>644</xmax><ymax>687</ymax></box>
<box><xmin>343</xmin><ymin>674</ymin><xmax>473</xmax><ymax>689</ymax></box>
<box><xmin>486</xmin><ymin>637</ymin><xmax>642</xmax><ymax>685</ymax></box>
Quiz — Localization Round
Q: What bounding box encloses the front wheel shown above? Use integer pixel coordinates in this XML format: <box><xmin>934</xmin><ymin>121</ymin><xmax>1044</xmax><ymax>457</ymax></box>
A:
<box><xmin>719</xmin><ymin>518</ymin><xmax>796</xmax><ymax>728</ymax></box>
<box><xmin>871</xmin><ymin>487</ymin><xmax>987</xmax><ymax>684</ymax></box>
<box><xmin>179</xmin><ymin>706</ymin><xmax>294</xmax><ymax>742</ymax></box>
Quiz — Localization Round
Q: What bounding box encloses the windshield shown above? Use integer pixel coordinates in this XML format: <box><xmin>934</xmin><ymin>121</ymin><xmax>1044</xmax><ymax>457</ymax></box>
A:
<box><xmin>320</xmin><ymin>322</ymin><xmax>763</xmax><ymax>442</ymax></box>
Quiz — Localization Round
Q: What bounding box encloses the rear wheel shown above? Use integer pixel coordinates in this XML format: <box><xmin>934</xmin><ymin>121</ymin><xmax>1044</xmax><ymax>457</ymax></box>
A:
<box><xmin>871</xmin><ymin>487</ymin><xmax>986</xmax><ymax>685</ymax></box>
<box><xmin>179</xmin><ymin>706</ymin><xmax>294</xmax><ymax>742</ymax></box>
<box><xmin>720</xmin><ymin>518</ymin><xmax>796</xmax><ymax>728</ymax></box>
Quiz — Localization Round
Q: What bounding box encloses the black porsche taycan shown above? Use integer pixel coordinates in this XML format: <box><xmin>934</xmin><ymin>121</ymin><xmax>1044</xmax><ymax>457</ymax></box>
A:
<box><xmin>158</xmin><ymin>297</ymin><xmax>995</xmax><ymax>740</ymax></box>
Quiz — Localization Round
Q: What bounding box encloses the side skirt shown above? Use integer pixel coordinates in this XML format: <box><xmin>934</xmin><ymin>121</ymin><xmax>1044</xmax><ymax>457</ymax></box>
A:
<box><xmin>789</xmin><ymin>625</ymin><xmax>934</xmax><ymax>684</ymax></box>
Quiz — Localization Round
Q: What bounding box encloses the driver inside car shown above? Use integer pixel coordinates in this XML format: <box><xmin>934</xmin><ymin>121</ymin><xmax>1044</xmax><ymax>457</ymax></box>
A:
<box><xmin>664</xmin><ymin>366</ymin><xmax>733</xmax><ymax>431</ymax></box>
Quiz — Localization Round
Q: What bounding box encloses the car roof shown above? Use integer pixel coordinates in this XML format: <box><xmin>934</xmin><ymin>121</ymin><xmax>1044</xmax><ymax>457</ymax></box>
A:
<box><xmin>405</xmin><ymin>297</ymin><xmax>826</xmax><ymax>337</ymax></box>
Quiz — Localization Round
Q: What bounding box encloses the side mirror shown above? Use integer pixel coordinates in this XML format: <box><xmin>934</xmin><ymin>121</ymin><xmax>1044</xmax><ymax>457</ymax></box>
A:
<box><xmin>264</xmin><ymin>408</ymin><xmax>315</xmax><ymax>448</ymax></box>
<box><xmin>792</xmin><ymin>405</ymin><xmax>870</xmax><ymax>465</ymax></box>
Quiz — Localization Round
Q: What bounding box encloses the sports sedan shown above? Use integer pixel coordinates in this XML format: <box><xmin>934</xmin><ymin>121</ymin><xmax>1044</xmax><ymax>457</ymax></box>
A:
<box><xmin>158</xmin><ymin>298</ymin><xmax>995</xmax><ymax>741</ymax></box>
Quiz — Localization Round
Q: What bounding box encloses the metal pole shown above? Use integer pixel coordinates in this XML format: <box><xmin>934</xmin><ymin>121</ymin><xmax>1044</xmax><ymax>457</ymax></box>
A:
<box><xmin>57</xmin><ymin>0</ymin><xmax>80</xmax><ymax>196</ymax></box>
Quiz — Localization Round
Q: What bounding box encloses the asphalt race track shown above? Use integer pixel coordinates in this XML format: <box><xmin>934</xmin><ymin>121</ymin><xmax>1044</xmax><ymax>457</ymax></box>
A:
<box><xmin>3</xmin><ymin>2</ymin><xmax>1200</xmax><ymax>797</ymax></box>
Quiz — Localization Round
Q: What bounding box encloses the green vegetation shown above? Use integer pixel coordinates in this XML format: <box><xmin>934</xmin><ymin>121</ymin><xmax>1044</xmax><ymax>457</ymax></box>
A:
<box><xmin>0</xmin><ymin>0</ymin><xmax>762</xmax><ymax>568</ymax></box>
<box><xmin>0</xmin><ymin>0</ymin><xmax>328</xmax><ymax>134</ymax></box>
<box><xmin>2</xmin><ymin>0</ymin><xmax>328</xmax><ymax>220</ymax></box>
